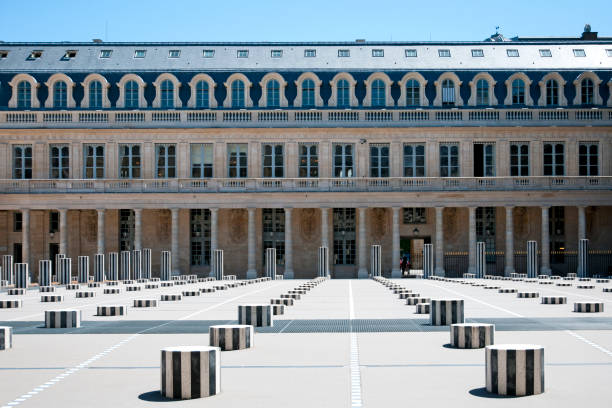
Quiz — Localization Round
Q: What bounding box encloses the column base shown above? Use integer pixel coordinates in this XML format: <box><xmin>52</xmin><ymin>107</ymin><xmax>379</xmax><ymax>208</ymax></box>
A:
<box><xmin>434</xmin><ymin>267</ymin><xmax>445</xmax><ymax>277</ymax></box>
<box><xmin>467</xmin><ymin>266</ymin><xmax>477</xmax><ymax>275</ymax></box>
<box><xmin>284</xmin><ymin>269</ymin><xmax>294</xmax><ymax>279</ymax></box>
<box><xmin>541</xmin><ymin>267</ymin><xmax>552</xmax><ymax>275</ymax></box>
<box><xmin>246</xmin><ymin>269</ymin><xmax>257</xmax><ymax>279</ymax></box>
<box><xmin>357</xmin><ymin>268</ymin><xmax>368</xmax><ymax>279</ymax></box>
<box><xmin>391</xmin><ymin>268</ymin><xmax>401</xmax><ymax>278</ymax></box>
<box><xmin>504</xmin><ymin>266</ymin><xmax>516</xmax><ymax>277</ymax></box>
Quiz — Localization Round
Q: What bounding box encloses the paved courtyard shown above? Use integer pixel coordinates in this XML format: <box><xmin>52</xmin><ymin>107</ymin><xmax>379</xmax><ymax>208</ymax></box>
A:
<box><xmin>1</xmin><ymin>277</ymin><xmax>611</xmax><ymax>407</ymax></box>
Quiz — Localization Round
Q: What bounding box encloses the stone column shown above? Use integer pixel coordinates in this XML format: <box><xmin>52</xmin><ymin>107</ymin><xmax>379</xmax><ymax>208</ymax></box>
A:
<box><xmin>434</xmin><ymin>207</ymin><xmax>445</xmax><ymax>276</ymax></box>
<box><xmin>22</xmin><ymin>209</ymin><xmax>30</xmax><ymax>267</ymax></box>
<box><xmin>541</xmin><ymin>206</ymin><xmax>551</xmax><ymax>275</ymax></box>
<box><xmin>171</xmin><ymin>208</ymin><xmax>179</xmax><ymax>275</ymax></box>
<box><xmin>357</xmin><ymin>207</ymin><xmax>368</xmax><ymax>278</ymax></box>
<box><xmin>321</xmin><ymin>208</ymin><xmax>329</xmax><ymax>248</ymax></box>
<box><xmin>134</xmin><ymin>209</ymin><xmax>142</xmax><ymax>251</ymax></box>
<box><xmin>284</xmin><ymin>208</ymin><xmax>294</xmax><ymax>279</ymax></box>
<box><xmin>246</xmin><ymin>208</ymin><xmax>257</xmax><ymax>279</ymax></box>
<box><xmin>210</xmin><ymin>208</ymin><xmax>218</xmax><ymax>277</ymax></box>
<box><xmin>467</xmin><ymin>207</ymin><xmax>477</xmax><ymax>275</ymax></box>
<box><xmin>59</xmin><ymin>209</ymin><xmax>68</xmax><ymax>256</ymax></box>
<box><xmin>391</xmin><ymin>207</ymin><xmax>401</xmax><ymax>278</ymax></box>
<box><xmin>504</xmin><ymin>206</ymin><xmax>515</xmax><ymax>276</ymax></box>
<box><xmin>97</xmin><ymin>209</ymin><xmax>105</xmax><ymax>254</ymax></box>
<box><xmin>578</xmin><ymin>206</ymin><xmax>586</xmax><ymax>241</ymax></box>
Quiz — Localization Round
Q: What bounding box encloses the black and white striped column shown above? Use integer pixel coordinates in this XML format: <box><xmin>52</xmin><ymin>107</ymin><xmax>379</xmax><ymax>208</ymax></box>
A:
<box><xmin>78</xmin><ymin>256</ymin><xmax>89</xmax><ymax>283</ymax></box>
<box><xmin>209</xmin><ymin>325</ymin><xmax>254</xmax><ymax>351</ymax></box>
<box><xmin>161</xmin><ymin>251</ymin><xmax>171</xmax><ymax>281</ymax></box>
<box><xmin>161</xmin><ymin>346</ymin><xmax>221</xmax><ymax>399</ymax></box>
<box><xmin>541</xmin><ymin>296</ymin><xmax>566</xmax><ymax>304</ymax></box>
<box><xmin>527</xmin><ymin>241</ymin><xmax>538</xmax><ymax>279</ymax></box>
<box><xmin>238</xmin><ymin>305</ymin><xmax>273</xmax><ymax>327</ymax></box>
<box><xmin>14</xmin><ymin>263</ymin><xmax>29</xmax><ymax>289</ymax></box>
<box><xmin>423</xmin><ymin>244</ymin><xmax>433</xmax><ymax>279</ymax></box>
<box><xmin>450</xmin><ymin>323</ymin><xmax>494</xmax><ymax>348</ymax></box>
<box><xmin>265</xmin><ymin>248</ymin><xmax>276</xmax><ymax>280</ymax></box>
<box><xmin>45</xmin><ymin>309</ymin><xmax>81</xmax><ymax>328</ymax></box>
<box><xmin>97</xmin><ymin>305</ymin><xmax>127</xmax><ymax>316</ymax></box>
<box><xmin>476</xmin><ymin>242</ymin><xmax>486</xmax><ymax>278</ymax></box>
<box><xmin>142</xmin><ymin>248</ymin><xmax>152</xmax><ymax>279</ymax></box>
<box><xmin>578</xmin><ymin>238</ymin><xmax>589</xmax><ymax>278</ymax></box>
<box><xmin>0</xmin><ymin>300</ymin><xmax>22</xmax><ymax>308</ymax></box>
<box><xmin>2</xmin><ymin>255</ymin><xmax>13</xmax><ymax>285</ymax></box>
<box><xmin>574</xmin><ymin>301</ymin><xmax>603</xmax><ymax>312</ymax></box>
<box><xmin>318</xmin><ymin>246</ymin><xmax>329</xmax><ymax>277</ymax></box>
<box><xmin>370</xmin><ymin>245</ymin><xmax>381</xmax><ymax>277</ymax></box>
<box><xmin>486</xmin><ymin>344</ymin><xmax>545</xmax><ymax>396</ymax></box>
<box><xmin>94</xmin><ymin>254</ymin><xmax>105</xmax><ymax>282</ymax></box>
<box><xmin>39</xmin><ymin>260</ymin><xmax>52</xmax><ymax>287</ymax></box>
<box><xmin>55</xmin><ymin>254</ymin><xmax>65</xmax><ymax>283</ymax></box>
<box><xmin>0</xmin><ymin>326</ymin><xmax>12</xmax><ymax>350</ymax></box>
<box><xmin>120</xmin><ymin>251</ymin><xmax>131</xmax><ymax>281</ymax></box>
<box><xmin>132</xmin><ymin>249</ymin><xmax>142</xmax><ymax>280</ymax></box>
<box><xmin>134</xmin><ymin>299</ymin><xmax>157</xmax><ymax>307</ymax></box>
<box><xmin>107</xmin><ymin>252</ymin><xmax>119</xmax><ymax>281</ymax></box>
<box><xmin>59</xmin><ymin>257</ymin><xmax>72</xmax><ymax>285</ymax></box>
<box><xmin>212</xmin><ymin>250</ymin><xmax>224</xmax><ymax>281</ymax></box>
<box><xmin>430</xmin><ymin>299</ymin><xmax>464</xmax><ymax>326</ymax></box>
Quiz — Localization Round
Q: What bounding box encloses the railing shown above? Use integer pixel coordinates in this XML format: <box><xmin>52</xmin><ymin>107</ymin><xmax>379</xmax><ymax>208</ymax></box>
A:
<box><xmin>1</xmin><ymin>176</ymin><xmax>610</xmax><ymax>194</ymax></box>
<box><xmin>0</xmin><ymin>107</ymin><xmax>610</xmax><ymax>128</ymax></box>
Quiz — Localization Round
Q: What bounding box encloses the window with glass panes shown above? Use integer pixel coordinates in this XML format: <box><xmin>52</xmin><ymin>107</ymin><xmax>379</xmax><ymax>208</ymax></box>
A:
<box><xmin>190</xmin><ymin>209</ymin><xmax>211</xmax><ymax>266</ymax></box>
<box><xmin>543</xmin><ymin>143</ymin><xmax>564</xmax><ymax>176</ymax></box>
<box><xmin>84</xmin><ymin>144</ymin><xmax>105</xmax><ymax>179</ymax></box>
<box><xmin>476</xmin><ymin>207</ymin><xmax>496</xmax><ymax>262</ymax></box>
<box><xmin>474</xmin><ymin>143</ymin><xmax>495</xmax><ymax>177</ymax></box>
<box><xmin>119</xmin><ymin>144</ymin><xmax>141</xmax><ymax>178</ymax></box>
<box><xmin>333</xmin><ymin>144</ymin><xmax>354</xmax><ymax>177</ymax></box>
<box><xmin>53</xmin><ymin>81</ymin><xmax>67</xmax><ymax>108</ymax></box>
<box><xmin>160</xmin><ymin>80</ymin><xmax>174</xmax><ymax>108</ymax></box>
<box><xmin>262</xmin><ymin>144</ymin><xmax>284</xmax><ymax>178</ymax></box>
<box><xmin>227</xmin><ymin>144</ymin><xmax>248</xmax><ymax>178</ymax></box>
<box><xmin>190</xmin><ymin>144</ymin><xmax>213</xmax><ymax>178</ymax></box>
<box><xmin>370</xmin><ymin>144</ymin><xmax>389</xmax><ymax>177</ymax></box>
<box><xmin>119</xmin><ymin>209</ymin><xmax>134</xmax><ymax>251</ymax></box>
<box><xmin>581</xmin><ymin>79</ymin><xmax>594</xmax><ymax>105</ymax></box>
<box><xmin>50</xmin><ymin>145</ymin><xmax>70</xmax><ymax>179</ymax></box>
<box><xmin>403</xmin><ymin>144</ymin><xmax>425</xmax><ymax>177</ymax></box>
<box><xmin>546</xmin><ymin>80</ymin><xmax>559</xmax><ymax>106</ymax></box>
<box><xmin>510</xmin><ymin>143</ymin><xmax>529</xmax><ymax>176</ymax></box>
<box><xmin>13</xmin><ymin>212</ymin><xmax>22</xmax><ymax>232</ymax></box>
<box><xmin>231</xmin><ymin>80</ymin><xmax>245</xmax><ymax>108</ymax></box>
<box><xmin>371</xmin><ymin>79</ymin><xmax>385</xmax><ymax>107</ymax></box>
<box><xmin>89</xmin><ymin>81</ymin><xmax>103</xmax><ymax>109</ymax></box>
<box><xmin>263</xmin><ymin>209</ymin><xmax>285</xmax><ymax>265</ymax></box>
<box><xmin>579</xmin><ymin>143</ymin><xmax>598</xmax><ymax>176</ymax></box>
<box><xmin>442</xmin><ymin>79</ymin><xmax>455</xmax><ymax>106</ymax></box>
<box><xmin>49</xmin><ymin>211</ymin><xmax>59</xmax><ymax>233</ymax></box>
<box><xmin>17</xmin><ymin>81</ymin><xmax>31</xmax><ymax>108</ymax></box>
<box><xmin>403</xmin><ymin>208</ymin><xmax>426</xmax><ymax>224</ymax></box>
<box><xmin>196</xmin><ymin>81</ymin><xmax>209</xmax><ymax>108</ymax></box>
<box><xmin>298</xmin><ymin>143</ymin><xmax>318</xmax><ymax>177</ymax></box>
<box><xmin>406</xmin><ymin>79</ymin><xmax>420</xmax><ymax>106</ymax></box>
<box><xmin>337</xmin><ymin>79</ymin><xmax>350</xmax><ymax>108</ymax></box>
<box><xmin>512</xmin><ymin>79</ymin><xmax>525</xmax><ymax>104</ymax></box>
<box><xmin>13</xmin><ymin>145</ymin><xmax>32</xmax><ymax>179</ymax></box>
<box><xmin>549</xmin><ymin>206</ymin><xmax>565</xmax><ymax>263</ymax></box>
<box><xmin>266</xmin><ymin>80</ymin><xmax>280</xmax><ymax>108</ymax></box>
<box><xmin>476</xmin><ymin>79</ymin><xmax>489</xmax><ymax>105</ymax></box>
<box><xmin>302</xmin><ymin>79</ymin><xmax>315</xmax><ymax>108</ymax></box>
<box><xmin>155</xmin><ymin>144</ymin><xmax>176</xmax><ymax>178</ymax></box>
<box><xmin>333</xmin><ymin>208</ymin><xmax>356</xmax><ymax>265</ymax></box>
<box><xmin>125</xmin><ymin>80</ymin><xmax>139</xmax><ymax>108</ymax></box>
<box><xmin>439</xmin><ymin>144</ymin><xmax>459</xmax><ymax>177</ymax></box>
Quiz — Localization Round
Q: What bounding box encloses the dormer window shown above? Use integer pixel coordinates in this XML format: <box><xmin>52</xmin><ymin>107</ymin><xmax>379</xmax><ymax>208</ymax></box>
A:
<box><xmin>271</xmin><ymin>49</ymin><xmax>282</xmax><ymax>58</ymax></box>
<box><xmin>237</xmin><ymin>50</ymin><xmax>249</xmax><ymax>58</ymax></box>
<box><xmin>304</xmin><ymin>49</ymin><xmax>316</xmax><ymax>58</ymax></box>
<box><xmin>372</xmin><ymin>49</ymin><xmax>384</xmax><ymax>57</ymax></box>
<box><xmin>573</xmin><ymin>49</ymin><xmax>586</xmax><ymax>57</ymax></box>
<box><xmin>0</xmin><ymin>50</ymin><xmax>8</xmax><ymax>59</ymax></box>
<box><xmin>405</xmin><ymin>49</ymin><xmax>417</xmax><ymax>57</ymax></box>
<box><xmin>28</xmin><ymin>50</ymin><xmax>43</xmax><ymax>60</ymax></box>
<box><xmin>134</xmin><ymin>50</ymin><xmax>146</xmax><ymax>58</ymax></box>
<box><xmin>338</xmin><ymin>49</ymin><xmax>350</xmax><ymax>57</ymax></box>
<box><xmin>203</xmin><ymin>49</ymin><xmax>215</xmax><ymax>58</ymax></box>
<box><xmin>438</xmin><ymin>49</ymin><xmax>451</xmax><ymax>57</ymax></box>
<box><xmin>506</xmin><ymin>49</ymin><xmax>519</xmax><ymax>57</ymax></box>
<box><xmin>471</xmin><ymin>49</ymin><xmax>484</xmax><ymax>57</ymax></box>
<box><xmin>99</xmin><ymin>50</ymin><xmax>112</xmax><ymax>58</ymax></box>
<box><xmin>62</xmin><ymin>50</ymin><xmax>77</xmax><ymax>60</ymax></box>
<box><xmin>539</xmin><ymin>49</ymin><xmax>552</xmax><ymax>57</ymax></box>
<box><xmin>168</xmin><ymin>50</ymin><xmax>180</xmax><ymax>58</ymax></box>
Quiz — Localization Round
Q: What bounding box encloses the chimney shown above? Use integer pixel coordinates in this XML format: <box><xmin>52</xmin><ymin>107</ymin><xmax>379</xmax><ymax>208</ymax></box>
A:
<box><xmin>92</xmin><ymin>38</ymin><xmax>103</xmax><ymax>43</ymax></box>
<box><xmin>581</xmin><ymin>24</ymin><xmax>598</xmax><ymax>40</ymax></box>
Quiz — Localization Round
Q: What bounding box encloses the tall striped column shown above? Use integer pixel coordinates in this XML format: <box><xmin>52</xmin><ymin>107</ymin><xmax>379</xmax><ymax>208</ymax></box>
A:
<box><xmin>132</xmin><ymin>249</ymin><xmax>142</xmax><ymax>280</ymax></box>
<box><xmin>39</xmin><ymin>260</ymin><xmax>52</xmax><ymax>286</ymax></box>
<box><xmin>212</xmin><ymin>249</ymin><xmax>224</xmax><ymax>281</ymax></box>
<box><xmin>94</xmin><ymin>254</ymin><xmax>105</xmax><ymax>282</ymax></box>
<box><xmin>318</xmin><ymin>246</ymin><xmax>329</xmax><ymax>277</ymax></box>
<box><xmin>14</xmin><ymin>263</ymin><xmax>29</xmax><ymax>288</ymax></box>
<box><xmin>476</xmin><ymin>242</ymin><xmax>486</xmax><ymax>278</ymax></box>
<box><xmin>578</xmin><ymin>238</ymin><xmax>589</xmax><ymax>278</ymax></box>
<box><xmin>2</xmin><ymin>255</ymin><xmax>14</xmax><ymax>284</ymax></box>
<box><xmin>423</xmin><ymin>244</ymin><xmax>433</xmax><ymax>279</ymax></box>
<box><xmin>265</xmin><ymin>247</ymin><xmax>276</xmax><ymax>280</ymax></box>
<box><xmin>161</xmin><ymin>251</ymin><xmax>171</xmax><ymax>281</ymax></box>
<box><xmin>59</xmin><ymin>257</ymin><xmax>72</xmax><ymax>285</ymax></box>
<box><xmin>120</xmin><ymin>251</ymin><xmax>131</xmax><ymax>281</ymax></box>
<box><xmin>78</xmin><ymin>256</ymin><xmax>89</xmax><ymax>283</ymax></box>
<box><xmin>54</xmin><ymin>253</ymin><xmax>65</xmax><ymax>282</ymax></box>
<box><xmin>370</xmin><ymin>245</ymin><xmax>381</xmax><ymax>277</ymax></box>
<box><xmin>527</xmin><ymin>241</ymin><xmax>538</xmax><ymax>279</ymax></box>
<box><xmin>107</xmin><ymin>252</ymin><xmax>119</xmax><ymax>281</ymax></box>
<box><xmin>142</xmin><ymin>248</ymin><xmax>152</xmax><ymax>279</ymax></box>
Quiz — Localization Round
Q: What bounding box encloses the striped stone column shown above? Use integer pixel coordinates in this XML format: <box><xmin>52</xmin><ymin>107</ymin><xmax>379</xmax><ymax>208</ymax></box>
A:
<box><xmin>39</xmin><ymin>260</ymin><xmax>52</xmax><ymax>286</ymax></box>
<box><xmin>212</xmin><ymin>249</ymin><xmax>224</xmax><ymax>281</ymax></box>
<box><xmin>450</xmin><ymin>323</ymin><xmax>494</xmax><ymax>348</ymax></box>
<box><xmin>476</xmin><ymin>242</ymin><xmax>486</xmax><ymax>278</ymax></box>
<box><xmin>55</xmin><ymin>253</ymin><xmax>65</xmax><ymax>282</ymax></box>
<box><xmin>238</xmin><ymin>305</ymin><xmax>273</xmax><ymax>327</ymax></box>
<box><xmin>527</xmin><ymin>241</ymin><xmax>538</xmax><ymax>279</ymax></box>
<box><xmin>430</xmin><ymin>299</ymin><xmax>464</xmax><ymax>326</ymax></box>
<box><xmin>423</xmin><ymin>244</ymin><xmax>433</xmax><ymax>279</ymax></box>
<box><xmin>78</xmin><ymin>256</ymin><xmax>89</xmax><ymax>283</ymax></box>
<box><xmin>94</xmin><ymin>254</ymin><xmax>105</xmax><ymax>282</ymax></box>
<box><xmin>59</xmin><ymin>257</ymin><xmax>72</xmax><ymax>285</ymax></box>
<box><xmin>370</xmin><ymin>245</ymin><xmax>381</xmax><ymax>277</ymax></box>
<box><xmin>161</xmin><ymin>346</ymin><xmax>221</xmax><ymax>399</ymax></box>
<box><xmin>0</xmin><ymin>326</ymin><xmax>13</xmax><ymax>350</ymax></box>
<box><xmin>107</xmin><ymin>252</ymin><xmax>119</xmax><ymax>281</ymax></box>
<box><xmin>2</xmin><ymin>255</ymin><xmax>13</xmax><ymax>285</ymax></box>
<box><xmin>486</xmin><ymin>344</ymin><xmax>545</xmax><ymax>396</ymax></box>
<box><xmin>265</xmin><ymin>247</ymin><xmax>276</xmax><ymax>280</ymax></box>
<box><xmin>161</xmin><ymin>251</ymin><xmax>171</xmax><ymax>281</ymax></box>
<box><xmin>14</xmin><ymin>263</ymin><xmax>29</xmax><ymax>289</ymax></box>
<box><xmin>318</xmin><ymin>246</ymin><xmax>329</xmax><ymax>277</ymax></box>
<box><xmin>45</xmin><ymin>309</ymin><xmax>81</xmax><ymax>328</ymax></box>
<box><xmin>209</xmin><ymin>325</ymin><xmax>254</xmax><ymax>351</ymax></box>
<box><xmin>578</xmin><ymin>238</ymin><xmax>589</xmax><ymax>278</ymax></box>
<box><xmin>120</xmin><ymin>251</ymin><xmax>131</xmax><ymax>281</ymax></box>
<box><xmin>132</xmin><ymin>249</ymin><xmax>142</xmax><ymax>280</ymax></box>
<box><xmin>142</xmin><ymin>248</ymin><xmax>152</xmax><ymax>279</ymax></box>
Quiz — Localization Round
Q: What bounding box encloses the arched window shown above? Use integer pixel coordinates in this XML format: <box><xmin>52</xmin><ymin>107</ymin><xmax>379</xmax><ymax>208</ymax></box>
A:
<box><xmin>442</xmin><ymin>79</ymin><xmax>455</xmax><ymax>106</ymax></box>
<box><xmin>89</xmin><ymin>80</ymin><xmax>103</xmax><ymax>109</ymax></box>
<box><xmin>17</xmin><ymin>81</ymin><xmax>31</xmax><ymax>108</ymax></box>
<box><xmin>53</xmin><ymin>81</ymin><xmax>67</xmax><ymax>108</ymax></box>
<box><xmin>302</xmin><ymin>79</ymin><xmax>315</xmax><ymax>108</ymax></box>
<box><xmin>371</xmin><ymin>79</ymin><xmax>386</xmax><ymax>107</ymax></box>
<box><xmin>160</xmin><ymin>80</ymin><xmax>174</xmax><ymax>108</ymax></box>
<box><xmin>337</xmin><ymin>79</ymin><xmax>350</xmax><ymax>108</ymax></box>
<box><xmin>406</xmin><ymin>79</ymin><xmax>420</xmax><ymax>106</ymax></box>
<box><xmin>267</xmin><ymin>79</ymin><xmax>280</xmax><ymax>108</ymax></box>
<box><xmin>125</xmin><ymin>80</ymin><xmax>139</xmax><ymax>108</ymax></box>
<box><xmin>581</xmin><ymin>78</ymin><xmax>594</xmax><ymax>105</ymax></box>
<box><xmin>195</xmin><ymin>81</ymin><xmax>209</xmax><ymax>108</ymax></box>
<box><xmin>512</xmin><ymin>79</ymin><xmax>525</xmax><ymax>105</ymax></box>
<box><xmin>546</xmin><ymin>79</ymin><xmax>559</xmax><ymax>106</ymax></box>
<box><xmin>476</xmin><ymin>79</ymin><xmax>489</xmax><ymax>105</ymax></box>
<box><xmin>231</xmin><ymin>80</ymin><xmax>245</xmax><ymax>108</ymax></box>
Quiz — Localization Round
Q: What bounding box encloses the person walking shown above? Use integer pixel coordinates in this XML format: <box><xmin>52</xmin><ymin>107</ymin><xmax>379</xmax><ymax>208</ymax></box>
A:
<box><xmin>401</xmin><ymin>255</ymin><xmax>408</xmax><ymax>277</ymax></box>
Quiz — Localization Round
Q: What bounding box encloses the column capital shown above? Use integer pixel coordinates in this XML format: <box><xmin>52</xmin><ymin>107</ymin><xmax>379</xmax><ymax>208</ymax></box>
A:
<box><xmin>540</xmin><ymin>205</ymin><xmax>551</xmax><ymax>210</ymax></box>
<box><xmin>505</xmin><ymin>205</ymin><xmax>515</xmax><ymax>210</ymax></box>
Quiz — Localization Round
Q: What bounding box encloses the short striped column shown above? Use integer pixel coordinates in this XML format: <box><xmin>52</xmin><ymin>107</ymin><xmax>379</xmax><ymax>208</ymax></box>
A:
<box><xmin>161</xmin><ymin>251</ymin><xmax>171</xmax><ymax>281</ymax></box>
<box><xmin>39</xmin><ymin>286</ymin><xmax>55</xmax><ymax>292</ymax></box>
<box><xmin>59</xmin><ymin>257</ymin><xmax>72</xmax><ymax>285</ymax></box>
<box><xmin>265</xmin><ymin>248</ymin><xmax>276</xmax><ymax>280</ymax></box>
<box><xmin>541</xmin><ymin>296</ymin><xmax>566</xmax><ymax>304</ymax></box>
<box><xmin>161</xmin><ymin>346</ymin><xmax>221</xmax><ymax>399</ymax></box>
<box><xmin>318</xmin><ymin>246</ymin><xmax>329</xmax><ymax>277</ymax></box>
<box><xmin>107</xmin><ymin>252</ymin><xmax>119</xmax><ymax>281</ymax></box>
<box><xmin>120</xmin><ymin>251</ymin><xmax>131</xmax><ymax>281</ymax></box>
<box><xmin>430</xmin><ymin>299</ymin><xmax>464</xmax><ymax>326</ymax></box>
<box><xmin>517</xmin><ymin>292</ymin><xmax>539</xmax><ymax>298</ymax></box>
<box><xmin>0</xmin><ymin>300</ymin><xmax>22</xmax><ymax>308</ymax></box>
<box><xmin>14</xmin><ymin>263</ymin><xmax>29</xmax><ymax>289</ymax></box>
<box><xmin>41</xmin><ymin>295</ymin><xmax>63</xmax><ymax>302</ymax></box>
<box><xmin>142</xmin><ymin>248</ymin><xmax>152</xmax><ymax>279</ymax></box>
<box><xmin>209</xmin><ymin>325</ymin><xmax>254</xmax><ymax>351</ymax></box>
<box><xmin>132</xmin><ymin>249</ymin><xmax>142</xmax><ymax>280</ymax></box>
<box><xmin>423</xmin><ymin>244</ymin><xmax>433</xmax><ymax>279</ymax></box>
<box><xmin>2</xmin><ymin>255</ymin><xmax>13</xmax><ymax>284</ymax></box>
<box><xmin>78</xmin><ymin>256</ymin><xmax>89</xmax><ymax>283</ymax></box>
<box><xmin>238</xmin><ymin>305</ymin><xmax>273</xmax><ymax>327</ymax></box>
<box><xmin>54</xmin><ymin>254</ymin><xmax>65</xmax><ymax>283</ymax></box>
<box><xmin>370</xmin><ymin>245</ymin><xmax>382</xmax><ymax>277</ymax></box>
<box><xmin>416</xmin><ymin>303</ymin><xmax>430</xmax><ymax>314</ymax></box>
<box><xmin>476</xmin><ymin>242</ymin><xmax>486</xmax><ymax>278</ymax></box>
<box><xmin>134</xmin><ymin>299</ymin><xmax>157</xmax><ymax>307</ymax></box>
<box><xmin>0</xmin><ymin>326</ymin><xmax>13</xmax><ymax>350</ymax></box>
<box><xmin>76</xmin><ymin>291</ymin><xmax>95</xmax><ymax>298</ymax></box>
<box><xmin>574</xmin><ymin>301</ymin><xmax>603</xmax><ymax>312</ymax></box>
<box><xmin>577</xmin><ymin>238</ymin><xmax>589</xmax><ymax>278</ymax></box>
<box><xmin>45</xmin><ymin>309</ymin><xmax>81</xmax><ymax>328</ymax></box>
<box><xmin>450</xmin><ymin>323</ymin><xmax>494</xmax><ymax>348</ymax></box>
<box><xmin>97</xmin><ymin>305</ymin><xmax>127</xmax><ymax>316</ymax></box>
<box><xmin>212</xmin><ymin>250</ymin><xmax>224</xmax><ymax>281</ymax></box>
<box><xmin>161</xmin><ymin>294</ymin><xmax>182</xmax><ymax>301</ymax></box>
<box><xmin>486</xmin><ymin>344</ymin><xmax>544</xmax><ymax>396</ymax></box>
<box><xmin>104</xmin><ymin>288</ymin><xmax>120</xmax><ymax>294</ymax></box>
<box><xmin>527</xmin><ymin>241</ymin><xmax>538</xmax><ymax>278</ymax></box>
<box><xmin>39</xmin><ymin>260</ymin><xmax>52</xmax><ymax>287</ymax></box>
<box><xmin>94</xmin><ymin>254</ymin><xmax>105</xmax><ymax>282</ymax></box>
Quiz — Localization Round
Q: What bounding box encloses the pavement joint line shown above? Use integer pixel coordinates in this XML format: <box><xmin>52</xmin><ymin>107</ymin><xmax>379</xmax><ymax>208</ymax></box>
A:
<box><xmin>278</xmin><ymin>319</ymin><xmax>295</xmax><ymax>333</ymax></box>
<box><xmin>348</xmin><ymin>281</ymin><xmax>363</xmax><ymax>408</ymax></box>
<box><xmin>564</xmin><ymin>330</ymin><xmax>612</xmax><ymax>357</ymax></box>
<box><xmin>0</xmin><ymin>281</ymin><xmax>283</xmax><ymax>408</ymax></box>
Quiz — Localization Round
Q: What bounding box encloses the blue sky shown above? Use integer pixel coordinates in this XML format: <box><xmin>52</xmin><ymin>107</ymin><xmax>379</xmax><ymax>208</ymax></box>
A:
<box><xmin>0</xmin><ymin>0</ymin><xmax>609</xmax><ymax>42</ymax></box>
